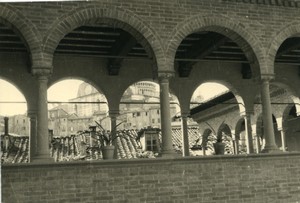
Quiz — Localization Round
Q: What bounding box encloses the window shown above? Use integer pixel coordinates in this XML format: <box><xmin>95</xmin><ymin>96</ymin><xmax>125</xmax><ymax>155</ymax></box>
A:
<box><xmin>137</xmin><ymin>112</ymin><xmax>140</xmax><ymax>117</ymax></box>
<box><xmin>152</xmin><ymin>119</ymin><xmax>155</xmax><ymax>123</ymax></box>
<box><xmin>146</xmin><ymin>134</ymin><xmax>158</xmax><ymax>152</ymax></box>
<box><xmin>145</xmin><ymin>112</ymin><xmax>148</xmax><ymax>116</ymax></box>
<box><xmin>157</xmin><ymin>109</ymin><xmax>160</xmax><ymax>114</ymax></box>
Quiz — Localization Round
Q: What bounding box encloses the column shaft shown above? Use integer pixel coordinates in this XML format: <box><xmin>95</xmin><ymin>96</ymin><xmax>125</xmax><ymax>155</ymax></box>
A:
<box><xmin>109</xmin><ymin>113</ymin><xmax>118</xmax><ymax>159</ymax></box>
<box><xmin>34</xmin><ymin>74</ymin><xmax>52</xmax><ymax>162</ymax></box>
<box><xmin>28</xmin><ymin>112</ymin><xmax>37</xmax><ymax>162</ymax></box>
<box><xmin>159</xmin><ymin>75</ymin><xmax>175</xmax><ymax>157</ymax></box>
<box><xmin>255</xmin><ymin>135</ymin><xmax>261</xmax><ymax>153</ymax></box>
<box><xmin>244</xmin><ymin>113</ymin><xmax>254</xmax><ymax>154</ymax></box>
<box><xmin>280</xmin><ymin>130</ymin><xmax>286</xmax><ymax>152</ymax></box>
<box><xmin>181</xmin><ymin>114</ymin><xmax>190</xmax><ymax>157</ymax></box>
<box><xmin>260</xmin><ymin>78</ymin><xmax>278</xmax><ymax>152</ymax></box>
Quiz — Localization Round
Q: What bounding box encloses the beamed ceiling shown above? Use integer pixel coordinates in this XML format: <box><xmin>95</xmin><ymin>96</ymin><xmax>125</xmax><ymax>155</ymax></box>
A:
<box><xmin>0</xmin><ymin>23</ymin><xmax>299</xmax><ymax>76</ymax></box>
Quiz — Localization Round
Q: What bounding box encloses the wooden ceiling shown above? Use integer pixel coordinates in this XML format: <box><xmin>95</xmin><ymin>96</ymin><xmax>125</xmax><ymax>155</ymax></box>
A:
<box><xmin>0</xmin><ymin>23</ymin><xmax>299</xmax><ymax>76</ymax></box>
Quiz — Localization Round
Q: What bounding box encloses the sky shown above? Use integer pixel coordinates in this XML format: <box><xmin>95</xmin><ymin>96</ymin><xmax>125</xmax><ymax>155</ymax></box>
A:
<box><xmin>0</xmin><ymin>79</ymin><xmax>228</xmax><ymax>116</ymax></box>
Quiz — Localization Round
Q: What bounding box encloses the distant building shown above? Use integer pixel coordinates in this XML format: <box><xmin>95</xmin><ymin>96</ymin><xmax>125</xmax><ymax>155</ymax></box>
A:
<box><xmin>48</xmin><ymin>81</ymin><xmax>189</xmax><ymax>137</ymax></box>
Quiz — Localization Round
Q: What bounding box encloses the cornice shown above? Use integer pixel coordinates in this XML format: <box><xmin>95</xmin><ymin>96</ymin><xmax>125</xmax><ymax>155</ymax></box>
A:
<box><xmin>222</xmin><ymin>0</ymin><xmax>300</xmax><ymax>8</ymax></box>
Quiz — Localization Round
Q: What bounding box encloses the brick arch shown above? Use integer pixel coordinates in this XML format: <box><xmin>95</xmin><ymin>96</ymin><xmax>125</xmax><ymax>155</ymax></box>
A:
<box><xmin>43</xmin><ymin>6</ymin><xmax>163</xmax><ymax>72</ymax></box>
<box><xmin>166</xmin><ymin>15</ymin><xmax>266</xmax><ymax>75</ymax></box>
<box><xmin>0</xmin><ymin>77</ymin><xmax>29</xmax><ymax>113</ymax></box>
<box><xmin>189</xmin><ymin>80</ymin><xmax>246</xmax><ymax>115</ymax></box>
<box><xmin>119</xmin><ymin>79</ymin><xmax>180</xmax><ymax>111</ymax></box>
<box><xmin>267</xmin><ymin>21</ymin><xmax>300</xmax><ymax>72</ymax></box>
<box><xmin>217</xmin><ymin>123</ymin><xmax>232</xmax><ymax>139</ymax></box>
<box><xmin>235</xmin><ymin>118</ymin><xmax>245</xmax><ymax>139</ymax></box>
<box><xmin>0</xmin><ymin>5</ymin><xmax>42</xmax><ymax>69</ymax></box>
<box><xmin>270</xmin><ymin>81</ymin><xmax>300</xmax><ymax>117</ymax></box>
<box><xmin>202</xmin><ymin>128</ymin><xmax>213</xmax><ymax>141</ymax></box>
<box><xmin>48</xmin><ymin>76</ymin><xmax>109</xmax><ymax>110</ymax></box>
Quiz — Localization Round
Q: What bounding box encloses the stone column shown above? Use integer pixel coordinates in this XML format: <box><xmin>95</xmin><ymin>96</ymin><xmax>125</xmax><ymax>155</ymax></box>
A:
<box><xmin>33</xmin><ymin>70</ymin><xmax>53</xmax><ymax>162</ymax></box>
<box><xmin>260</xmin><ymin>75</ymin><xmax>279</xmax><ymax>153</ymax></box>
<box><xmin>27</xmin><ymin>110</ymin><xmax>37</xmax><ymax>162</ymax></box>
<box><xmin>255</xmin><ymin>135</ymin><xmax>261</xmax><ymax>153</ymax></box>
<box><xmin>244</xmin><ymin>112</ymin><xmax>254</xmax><ymax>154</ymax></box>
<box><xmin>276</xmin><ymin>117</ymin><xmax>286</xmax><ymax>152</ymax></box>
<box><xmin>233</xmin><ymin>131</ymin><xmax>239</xmax><ymax>155</ymax></box>
<box><xmin>158</xmin><ymin>72</ymin><xmax>176</xmax><ymax>157</ymax></box>
<box><xmin>181</xmin><ymin>112</ymin><xmax>190</xmax><ymax>157</ymax></box>
<box><xmin>279</xmin><ymin>129</ymin><xmax>286</xmax><ymax>152</ymax></box>
<box><xmin>109</xmin><ymin>110</ymin><xmax>119</xmax><ymax>159</ymax></box>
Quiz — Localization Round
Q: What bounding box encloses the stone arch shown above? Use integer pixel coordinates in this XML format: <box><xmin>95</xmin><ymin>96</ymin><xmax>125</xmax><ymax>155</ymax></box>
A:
<box><xmin>43</xmin><ymin>5</ymin><xmax>164</xmax><ymax>73</ymax></box>
<box><xmin>202</xmin><ymin>128</ymin><xmax>213</xmax><ymax>142</ymax></box>
<box><xmin>267</xmin><ymin>21</ymin><xmax>300</xmax><ymax>73</ymax></box>
<box><xmin>0</xmin><ymin>5</ymin><xmax>43</xmax><ymax>68</ymax></box>
<box><xmin>167</xmin><ymin>14</ymin><xmax>266</xmax><ymax>74</ymax></box>
<box><xmin>235</xmin><ymin>118</ymin><xmax>245</xmax><ymax>140</ymax></box>
<box><xmin>217</xmin><ymin>123</ymin><xmax>232</xmax><ymax>140</ymax></box>
<box><xmin>282</xmin><ymin>104</ymin><xmax>296</xmax><ymax>130</ymax></box>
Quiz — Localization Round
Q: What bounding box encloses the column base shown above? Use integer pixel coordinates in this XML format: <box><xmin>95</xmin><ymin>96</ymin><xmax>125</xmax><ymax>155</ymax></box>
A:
<box><xmin>31</xmin><ymin>154</ymin><xmax>54</xmax><ymax>163</ymax></box>
<box><xmin>159</xmin><ymin>150</ymin><xmax>180</xmax><ymax>158</ymax></box>
<box><xmin>260</xmin><ymin>145</ymin><xmax>281</xmax><ymax>153</ymax></box>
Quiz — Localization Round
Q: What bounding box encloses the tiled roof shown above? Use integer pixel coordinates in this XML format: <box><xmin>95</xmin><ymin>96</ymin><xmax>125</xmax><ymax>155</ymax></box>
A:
<box><xmin>1</xmin><ymin>135</ymin><xmax>29</xmax><ymax>164</ymax></box>
<box><xmin>1</xmin><ymin>127</ymin><xmax>202</xmax><ymax>163</ymax></box>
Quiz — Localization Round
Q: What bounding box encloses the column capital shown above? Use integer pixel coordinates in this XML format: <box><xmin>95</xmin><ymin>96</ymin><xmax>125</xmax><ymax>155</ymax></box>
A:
<box><xmin>109</xmin><ymin>110</ymin><xmax>119</xmax><ymax>118</ymax></box>
<box><xmin>158</xmin><ymin>71</ymin><xmax>175</xmax><ymax>82</ymax></box>
<box><xmin>261</xmin><ymin>74</ymin><xmax>275</xmax><ymax>82</ymax></box>
<box><xmin>27</xmin><ymin>110</ymin><xmax>37</xmax><ymax>118</ymax></box>
<box><xmin>181</xmin><ymin>112</ymin><xmax>190</xmax><ymax>118</ymax></box>
<box><xmin>241</xmin><ymin>110</ymin><xmax>255</xmax><ymax>117</ymax></box>
<box><xmin>32</xmin><ymin>67</ymin><xmax>52</xmax><ymax>78</ymax></box>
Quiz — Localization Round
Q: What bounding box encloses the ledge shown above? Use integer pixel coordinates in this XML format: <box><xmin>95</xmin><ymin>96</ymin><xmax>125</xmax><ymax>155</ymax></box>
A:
<box><xmin>2</xmin><ymin>152</ymin><xmax>300</xmax><ymax>169</ymax></box>
<box><xmin>222</xmin><ymin>0</ymin><xmax>300</xmax><ymax>8</ymax></box>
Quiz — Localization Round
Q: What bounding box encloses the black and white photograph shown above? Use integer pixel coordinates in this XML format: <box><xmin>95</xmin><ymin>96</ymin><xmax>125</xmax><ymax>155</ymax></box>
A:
<box><xmin>1</xmin><ymin>0</ymin><xmax>300</xmax><ymax>202</ymax></box>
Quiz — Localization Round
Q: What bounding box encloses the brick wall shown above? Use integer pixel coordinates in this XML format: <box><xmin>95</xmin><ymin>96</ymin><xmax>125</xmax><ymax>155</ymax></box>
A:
<box><xmin>2</xmin><ymin>153</ymin><xmax>300</xmax><ymax>203</ymax></box>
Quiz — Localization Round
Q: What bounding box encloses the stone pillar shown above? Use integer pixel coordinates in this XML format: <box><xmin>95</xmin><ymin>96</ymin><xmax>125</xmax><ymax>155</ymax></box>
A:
<box><xmin>233</xmin><ymin>131</ymin><xmax>239</xmax><ymax>155</ymax></box>
<box><xmin>255</xmin><ymin>135</ymin><xmax>261</xmax><ymax>153</ymax></box>
<box><xmin>276</xmin><ymin>117</ymin><xmax>286</xmax><ymax>152</ymax></box>
<box><xmin>181</xmin><ymin>112</ymin><xmax>190</xmax><ymax>157</ymax></box>
<box><xmin>158</xmin><ymin>72</ymin><xmax>176</xmax><ymax>157</ymax></box>
<box><xmin>260</xmin><ymin>75</ymin><xmax>279</xmax><ymax>153</ymax></box>
<box><xmin>233</xmin><ymin>139</ymin><xmax>237</xmax><ymax>155</ymax></box>
<box><xmin>244</xmin><ymin>112</ymin><xmax>254</xmax><ymax>154</ymax></box>
<box><xmin>27</xmin><ymin>110</ymin><xmax>37</xmax><ymax>162</ymax></box>
<box><xmin>109</xmin><ymin>110</ymin><xmax>119</xmax><ymax>159</ymax></box>
<box><xmin>280</xmin><ymin>129</ymin><xmax>286</xmax><ymax>152</ymax></box>
<box><xmin>33</xmin><ymin>70</ymin><xmax>53</xmax><ymax>162</ymax></box>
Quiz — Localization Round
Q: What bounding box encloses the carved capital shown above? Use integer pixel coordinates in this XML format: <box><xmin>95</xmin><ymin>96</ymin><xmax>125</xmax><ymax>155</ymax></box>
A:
<box><xmin>261</xmin><ymin>74</ymin><xmax>275</xmax><ymax>82</ymax></box>
<box><xmin>158</xmin><ymin>71</ymin><xmax>174</xmax><ymax>83</ymax></box>
<box><xmin>32</xmin><ymin>66</ymin><xmax>52</xmax><ymax>78</ymax></box>
<box><xmin>109</xmin><ymin>110</ymin><xmax>120</xmax><ymax>118</ymax></box>
<box><xmin>27</xmin><ymin>110</ymin><xmax>37</xmax><ymax>118</ymax></box>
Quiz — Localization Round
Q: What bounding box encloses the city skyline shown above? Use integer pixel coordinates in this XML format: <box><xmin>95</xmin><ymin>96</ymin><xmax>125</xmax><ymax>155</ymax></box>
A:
<box><xmin>0</xmin><ymin>79</ymin><xmax>228</xmax><ymax>116</ymax></box>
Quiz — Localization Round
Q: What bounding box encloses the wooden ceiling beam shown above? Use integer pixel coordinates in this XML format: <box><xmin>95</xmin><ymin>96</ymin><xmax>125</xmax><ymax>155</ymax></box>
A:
<box><xmin>178</xmin><ymin>34</ymin><xmax>229</xmax><ymax>77</ymax></box>
<box><xmin>277</xmin><ymin>37</ymin><xmax>300</xmax><ymax>57</ymax></box>
<box><xmin>107</xmin><ymin>31</ymin><xmax>137</xmax><ymax>75</ymax></box>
